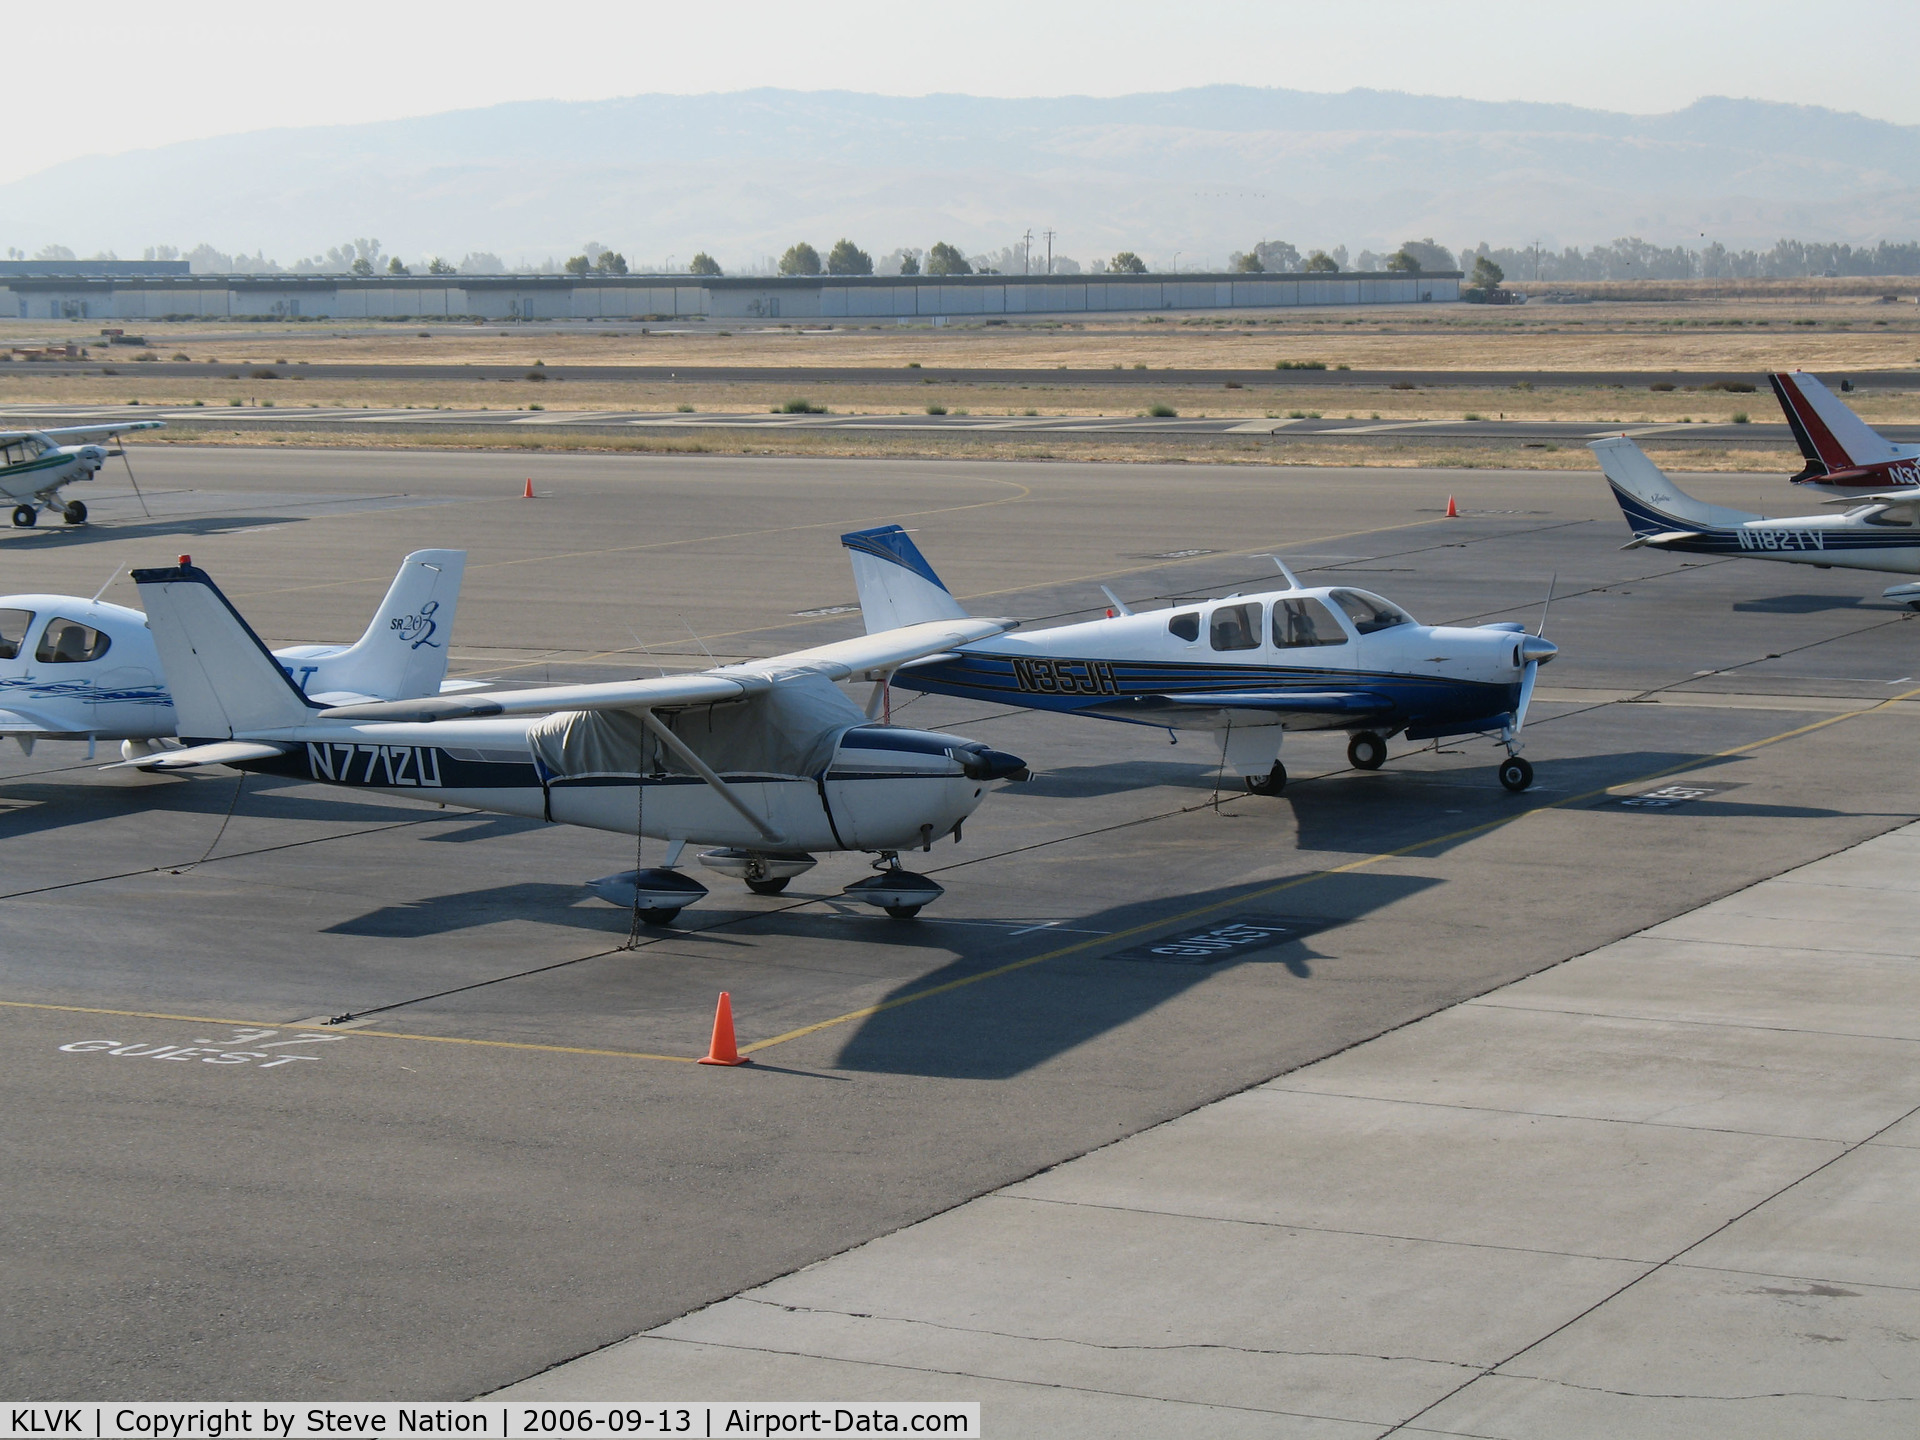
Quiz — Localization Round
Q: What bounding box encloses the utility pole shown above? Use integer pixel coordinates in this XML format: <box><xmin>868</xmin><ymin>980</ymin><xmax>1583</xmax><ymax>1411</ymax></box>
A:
<box><xmin>1022</xmin><ymin>229</ymin><xmax>1033</xmax><ymax>276</ymax></box>
<box><xmin>1043</xmin><ymin>229</ymin><xmax>1055</xmax><ymax>276</ymax></box>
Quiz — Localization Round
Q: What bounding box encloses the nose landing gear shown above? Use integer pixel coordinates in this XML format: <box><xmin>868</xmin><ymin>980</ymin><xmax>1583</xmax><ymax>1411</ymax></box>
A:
<box><xmin>1498</xmin><ymin>755</ymin><xmax>1535</xmax><ymax>793</ymax></box>
<box><xmin>843</xmin><ymin>853</ymin><xmax>945</xmax><ymax>919</ymax></box>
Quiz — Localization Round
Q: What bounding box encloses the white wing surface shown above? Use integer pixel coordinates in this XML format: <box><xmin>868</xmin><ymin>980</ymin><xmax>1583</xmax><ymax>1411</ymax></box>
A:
<box><xmin>0</xmin><ymin>421</ymin><xmax>167</xmax><ymax>443</ymax></box>
<box><xmin>317</xmin><ymin>617</ymin><xmax>1013</xmax><ymax>722</ymax></box>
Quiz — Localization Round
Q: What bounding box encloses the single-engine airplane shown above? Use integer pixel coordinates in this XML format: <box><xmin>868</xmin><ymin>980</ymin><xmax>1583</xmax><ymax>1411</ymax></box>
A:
<box><xmin>1594</xmin><ymin>434</ymin><xmax>1920</xmax><ymax>603</ymax></box>
<box><xmin>840</xmin><ymin>525</ymin><xmax>1558</xmax><ymax>794</ymax></box>
<box><xmin>0</xmin><ymin>549</ymin><xmax>469</xmax><ymax>754</ymax></box>
<box><xmin>122</xmin><ymin>560</ymin><xmax>1029</xmax><ymax>923</ymax></box>
<box><xmin>1</xmin><ymin>420</ymin><xmax>166</xmax><ymax>527</ymax></box>
<box><xmin>1768</xmin><ymin>370</ymin><xmax>1920</xmax><ymax>500</ymax></box>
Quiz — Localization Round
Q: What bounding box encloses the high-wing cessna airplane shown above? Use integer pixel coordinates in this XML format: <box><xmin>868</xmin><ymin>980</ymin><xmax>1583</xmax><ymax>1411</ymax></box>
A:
<box><xmin>840</xmin><ymin>525</ymin><xmax>1559</xmax><ymax>794</ymax></box>
<box><xmin>121</xmin><ymin>561</ymin><xmax>1029</xmax><ymax>923</ymax></box>
<box><xmin>1</xmin><ymin>420</ymin><xmax>165</xmax><ymax>526</ymax></box>
<box><xmin>0</xmin><ymin>550</ymin><xmax>468</xmax><ymax>753</ymax></box>
<box><xmin>1594</xmin><ymin>435</ymin><xmax>1920</xmax><ymax>603</ymax></box>
<box><xmin>1769</xmin><ymin>370</ymin><xmax>1920</xmax><ymax>500</ymax></box>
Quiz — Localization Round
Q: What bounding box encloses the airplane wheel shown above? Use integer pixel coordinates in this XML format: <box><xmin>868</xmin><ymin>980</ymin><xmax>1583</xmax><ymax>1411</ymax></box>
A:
<box><xmin>1347</xmin><ymin>732</ymin><xmax>1387</xmax><ymax>770</ymax></box>
<box><xmin>62</xmin><ymin>501</ymin><xmax>87</xmax><ymax>525</ymax></box>
<box><xmin>745</xmin><ymin>876</ymin><xmax>790</xmax><ymax>896</ymax></box>
<box><xmin>1498</xmin><ymin>756</ymin><xmax>1534</xmax><ymax>793</ymax></box>
<box><xmin>637</xmin><ymin>907</ymin><xmax>682</xmax><ymax>926</ymax></box>
<box><xmin>884</xmin><ymin>904</ymin><xmax>923</xmax><ymax>919</ymax></box>
<box><xmin>11</xmin><ymin>505</ymin><xmax>35</xmax><ymax>528</ymax></box>
<box><xmin>1243</xmin><ymin>761</ymin><xmax>1287</xmax><ymax>797</ymax></box>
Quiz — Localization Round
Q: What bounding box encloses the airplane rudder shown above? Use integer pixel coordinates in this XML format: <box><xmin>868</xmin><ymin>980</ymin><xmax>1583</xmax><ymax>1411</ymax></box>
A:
<box><xmin>132</xmin><ymin>562</ymin><xmax>315</xmax><ymax>737</ymax></box>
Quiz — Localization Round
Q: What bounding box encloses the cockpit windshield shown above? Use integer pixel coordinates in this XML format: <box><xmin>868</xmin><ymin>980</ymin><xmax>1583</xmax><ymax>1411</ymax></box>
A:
<box><xmin>0</xmin><ymin>437</ymin><xmax>48</xmax><ymax>467</ymax></box>
<box><xmin>1329</xmin><ymin>589</ymin><xmax>1414</xmax><ymax>635</ymax></box>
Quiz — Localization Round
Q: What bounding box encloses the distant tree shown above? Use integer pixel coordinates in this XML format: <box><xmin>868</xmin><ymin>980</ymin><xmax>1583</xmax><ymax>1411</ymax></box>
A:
<box><xmin>426</xmin><ymin>256</ymin><xmax>457</xmax><ymax>275</ymax></box>
<box><xmin>1385</xmin><ymin>249</ymin><xmax>1422</xmax><ymax>273</ymax></box>
<box><xmin>1252</xmin><ymin>240</ymin><xmax>1301</xmax><ymax>273</ymax></box>
<box><xmin>563</xmin><ymin>254</ymin><xmax>592</xmax><ymax>276</ymax></box>
<box><xmin>1232</xmin><ymin>252</ymin><xmax>1264</xmax><ymax>273</ymax></box>
<box><xmin>594</xmin><ymin>251</ymin><xmax>629</xmax><ymax>275</ymax></box>
<box><xmin>456</xmin><ymin>252</ymin><xmax>505</xmax><ymax>274</ymax></box>
<box><xmin>779</xmin><ymin>242</ymin><xmax>823</xmax><ymax>276</ymax></box>
<box><xmin>898</xmin><ymin>250</ymin><xmax>921</xmax><ymax>276</ymax></box>
<box><xmin>1468</xmin><ymin>255</ymin><xmax>1504</xmax><ymax>291</ymax></box>
<box><xmin>1395</xmin><ymin>238</ymin><xmax>1456</xmax><ymax>272</ymax></box>
<box><xmin>1304</xmin><ymin>251</ymin><xmax>1339</xmax><ymax>272</ymax></box>
<box><xmin>1108</xmin><ymin>251</ymin><xmax>1148</xmax><ymax>275</ymax></box>
<box><xmin>1331</xmin><ymin>245</ymin><xmax>1350</xmax><ymax>270</ymax></box>
<box><xmin>687</xmin><ymin>252</ymin><xmax>722</xmax><ymax>276</ymax></box>
<box><xmin>827</xmin><ymin>238</ymin><xmax>874</xmax><ymax>275</ymax></box>
<box><xmin>350</xmin><ymin>256</ymin><xmax>374</xmax><ymax>277</ymax></box>
<box><xmin>386</xmin><ymin>256</ymin><xmax>410</xmax><ymax>276</ymax></box>
<box><xmin>925</xmin><ymin>241</ymin><xmax>971</xmax><ymax>276</ymax></box>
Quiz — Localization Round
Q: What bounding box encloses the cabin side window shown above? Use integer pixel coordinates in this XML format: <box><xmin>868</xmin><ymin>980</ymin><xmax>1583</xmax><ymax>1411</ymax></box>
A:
<box><xmin>1167</xmin><ymin>611</ymin><xmax>1200</xmax><ymax>642</ymax></box>
<box><xmin>34</xmin><ymin>617</ymin><xmax>111</xmax><ymax>664</ymax></box>
<box><xmin>0</xmin><ymin>609</ymin><xmax>34</xmax><ymax>660</ymax></box>
<box><xmin>1209</xmin><ymin>602</ymin><xmax>1262</xmax><ymax>651</ymax></box>
<box><xmin>1273</xmin><ymin>597</ymin><xmax>1346</xmax><ymax>647</ymax></box>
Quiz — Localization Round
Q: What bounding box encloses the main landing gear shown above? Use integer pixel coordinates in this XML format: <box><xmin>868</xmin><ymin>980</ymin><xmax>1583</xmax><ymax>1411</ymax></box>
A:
<box><xmin>1243</xmin><ymin>762</ymin><xmax>1287</xmax><ymax>797</ymax></box>
<box><xmin>698</xmin><ymin>848</ymin><xmax>819</xmax><ymax>896</ymax></box>
<box><xmin>1346</xmin><ymin>732</ymin><xmax>1387</xmax><ymax>771</ymax></box>
<box><xmin>11</xmin><ymin>505</ymin><xmax>36</xmax><ymax>528</ymax></box>
<box><xmin>62</xmin><ymin>500</ymin><xmax>87</xmax><ymax>525</ymax></box>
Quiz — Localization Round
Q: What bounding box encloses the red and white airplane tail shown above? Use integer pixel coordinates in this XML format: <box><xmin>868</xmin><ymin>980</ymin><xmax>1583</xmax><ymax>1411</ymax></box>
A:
<box><xmin>1768</xmin><ymin>371</ymin><xmax>1920</xmax><ymax>494</ymax></box>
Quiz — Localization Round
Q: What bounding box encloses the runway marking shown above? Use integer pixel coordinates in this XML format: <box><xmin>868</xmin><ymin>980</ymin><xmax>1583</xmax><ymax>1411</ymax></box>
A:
<box><xmin>736</xmin><ymin>684</ymin><xmax>1920</xmax><ymax>1058</ymax></box>
<box><xmin>0</xmin><ymin>999</ymin><xmax>695</xmax><ymax>1063</ymax></box>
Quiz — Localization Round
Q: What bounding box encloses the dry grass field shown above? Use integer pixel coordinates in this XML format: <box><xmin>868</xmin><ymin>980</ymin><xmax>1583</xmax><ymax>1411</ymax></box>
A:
<box><xmin>2</xmin><ymin>281</ymin><xmax>1914</xmax><ymax>469</ymax></box>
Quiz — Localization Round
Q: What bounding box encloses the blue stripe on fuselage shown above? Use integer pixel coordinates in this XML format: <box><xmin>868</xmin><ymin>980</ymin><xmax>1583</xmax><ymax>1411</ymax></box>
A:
<box><xmin>896</xmin><ymin>652</ymin><xmax>1515</xmax><ymax>730</ymax></box>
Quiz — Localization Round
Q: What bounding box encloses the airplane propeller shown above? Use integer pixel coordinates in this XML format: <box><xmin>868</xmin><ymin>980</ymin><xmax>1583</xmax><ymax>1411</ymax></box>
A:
<box><xmin>1508</xmin><ymin>575</ymin><xmax>1558</xmax><ymax>742</ymax></box>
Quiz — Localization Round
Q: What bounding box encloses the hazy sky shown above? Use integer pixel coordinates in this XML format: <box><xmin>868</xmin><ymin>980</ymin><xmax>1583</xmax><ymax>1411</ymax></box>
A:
<box><xmin>10</xmin><ymin>0</ymin><xmax>1916</xmax><ymax>186</ymax></box>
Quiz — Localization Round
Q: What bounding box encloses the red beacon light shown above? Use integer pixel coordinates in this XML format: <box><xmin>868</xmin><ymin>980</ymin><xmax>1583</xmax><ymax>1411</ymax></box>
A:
<box><xmin>177</xmin><ymin>554</ymin><xmax>191</xmax><ymax>566</ymax></box>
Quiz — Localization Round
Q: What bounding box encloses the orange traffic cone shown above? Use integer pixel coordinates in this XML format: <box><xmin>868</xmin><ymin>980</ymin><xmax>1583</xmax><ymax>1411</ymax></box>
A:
<box><xmin>1445</xmin><ymin>495</ymin><xmax>1459</xmax><ymax>517</ymax></box>
<box><xmin>522</xmin><ymin>477</ymin><xmax>535</xmax><ymax>499</ymax></box>
<box><xmin>698</xmin><ymin>991</ymin><xmax>751</xmax><ymax>1066</ymax></box>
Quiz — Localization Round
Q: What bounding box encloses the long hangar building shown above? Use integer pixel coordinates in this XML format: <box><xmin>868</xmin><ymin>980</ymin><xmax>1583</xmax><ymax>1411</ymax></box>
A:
<box><xmin>1</xmin><ymin>261</ymin><xmax>1461</xmax><ymax>322</ymax></box>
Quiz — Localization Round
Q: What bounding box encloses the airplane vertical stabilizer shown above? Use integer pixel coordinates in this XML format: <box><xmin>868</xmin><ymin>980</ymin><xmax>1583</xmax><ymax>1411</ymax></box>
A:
<box><xmin>309</xmin><ymin>549</ymin><xmax>465</xmax><ymax>701</ymax></box>
<box><xmin>841</xmin><ymin>525</ymin><xmax>970</xmax><ymax>634</ymax></box>
<box><xmin>132</xmin><ymin>563</ymin><xmax>317</xmax><ymax>738</ymax></box>
<box><xmin>1769</xmin><ymin>372</ymin><xmax>1910</xmax><ymax>471</ymax></box>
<box><xmin>1590</xmin><ymin>437</ymin><xmax>1758</xmax><ymax>535</ymax></box>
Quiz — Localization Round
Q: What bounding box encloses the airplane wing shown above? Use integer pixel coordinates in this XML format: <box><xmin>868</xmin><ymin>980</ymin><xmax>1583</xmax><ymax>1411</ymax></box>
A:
<box><xmin>1820</xmin><ymin>491</ymin><xmax>1920</xmax><ymax>508</ymax></box>
<box><xmin>0</xmin><ymin>707</ymin><xmax>53</xmax><ymax>734</ymax></box>
<box><xmin>0</xmin><ymin>420</ymin><xmax>168</xmax><ymax>443</ymax></box>
<box><xmin>317</xmin><ymin>616</ymin><xmax>1014</xmax><ymax>723</ymax></box>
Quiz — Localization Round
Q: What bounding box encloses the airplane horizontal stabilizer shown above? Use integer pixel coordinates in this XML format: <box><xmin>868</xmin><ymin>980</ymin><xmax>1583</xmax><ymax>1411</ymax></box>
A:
<box><xmin>106</xmin><ymin>740</ymin><xmax>292</xmax><ymax>771</ymax></box>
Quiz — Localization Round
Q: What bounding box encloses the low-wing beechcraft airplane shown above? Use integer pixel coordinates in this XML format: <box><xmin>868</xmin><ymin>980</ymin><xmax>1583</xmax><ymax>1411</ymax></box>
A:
<box><xmin>0</xmin><ymin>550</ymin><xmax>469</xmax><ymax>754</ymax></box>
<box><xmin>120</xmin><ymin>560</ymin><xmax>1030</xmax><ymax>924</ymax></box>
<box><xmin>1595</xmin><ymin>434</ymin><xmax>1920</xmax><ymax>604</ymax></box>
<box><xmin>840</xmin><ymin>525</ymin><xmax>1559</xmax><ymax>794</ymax></box>
<box><xmin>1</xmin><ymin>419</ymin><xmax>165</xmax><ymax>527</ymax></box>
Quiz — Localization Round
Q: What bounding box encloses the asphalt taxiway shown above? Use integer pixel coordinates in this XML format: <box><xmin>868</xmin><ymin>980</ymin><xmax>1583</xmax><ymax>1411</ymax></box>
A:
<box><xmin>3</xmin><ymin>447</ymin><xmax>1917</xmax><ymax>1401</ymax></box>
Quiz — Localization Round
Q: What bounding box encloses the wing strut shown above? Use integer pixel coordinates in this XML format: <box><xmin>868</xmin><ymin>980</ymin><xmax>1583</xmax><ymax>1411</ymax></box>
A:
<box><xmin>637</xmin><ymin>710</ymin><xmax>785</xmax><ymax>844</ymax></box>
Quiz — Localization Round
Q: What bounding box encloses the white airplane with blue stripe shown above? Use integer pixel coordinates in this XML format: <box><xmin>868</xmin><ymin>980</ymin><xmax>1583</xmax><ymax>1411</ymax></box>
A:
<box><xmin>0</xmin><ymin>550</ymin><xmax>470</xmax><ymax>755</ymax></box>
<box><xmin>841</xmin><ymin>526</ymin><xmax>1559</xmax><ymax>794</ymax></box>
<box><xmin>1</xmin><ymin>420</ymin><xmax>165</xmax><ymax>527</ymax></box>
<box><xmin>1595</xmin><ymin>435</ymin><xmax>1920</xmax><ymax>605</ymax></box>
<box><xmin>115</xmin><ymin>560</ymin><xmax>1030</xmax><ymax>924</ymax></box>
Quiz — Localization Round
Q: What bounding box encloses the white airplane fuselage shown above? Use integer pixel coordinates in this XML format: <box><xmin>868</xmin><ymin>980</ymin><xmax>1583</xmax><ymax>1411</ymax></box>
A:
<box><xmin>224</xmin><ymin>716</ymin><xmax>1003</xmax><ymax>854</ymax></box>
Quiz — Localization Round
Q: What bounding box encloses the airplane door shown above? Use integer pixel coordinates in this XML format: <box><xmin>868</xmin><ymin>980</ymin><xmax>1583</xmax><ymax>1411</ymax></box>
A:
<box><xmin>1269</xmin><ymin>595</ymin><xmax>1353</xmax><ymax>673</ymax></box>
